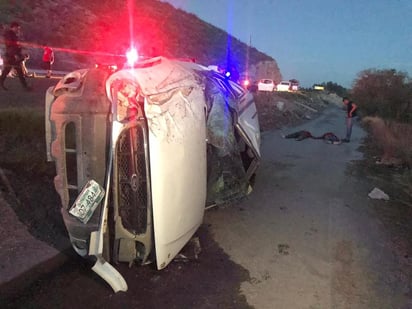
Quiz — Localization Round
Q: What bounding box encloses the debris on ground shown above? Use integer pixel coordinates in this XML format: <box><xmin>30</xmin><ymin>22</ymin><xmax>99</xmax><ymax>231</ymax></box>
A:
<box><xmin>375</xmin><ymin>157</ymin><xmax>403</xmax><ymax>167</ymax></box>
<box><xmin>368</xmin><ymin>187</ymin><xmax>390</xmax><ymax>201</ymax></box>
<box><xmin>277</xmin><ymin>243</ymin><xmax>290</xmax><ymax>255</ymax></box>
<box><xmin>173</xmin><ymin>236</ymin><xmax>202</xmax><ymax>262</ymax></box>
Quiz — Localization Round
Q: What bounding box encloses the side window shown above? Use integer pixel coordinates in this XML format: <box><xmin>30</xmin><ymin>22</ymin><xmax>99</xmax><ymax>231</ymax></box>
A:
<box><xmin>65</xmin><ymin>122</ymin><xmax>78</xmax><ymax>206</ymax></box>
<box><xmin>228</xmin><ymin>80</ymin><xmax>245</xmax><ymax>98</ymax></box>
<box><xmin>212</xmin><ymin>73</ymin><xmax>244</xmax><ymax>99</ymax></box>
<box><xmin>211</xmin><ymin>73</ymin><xmax>231</xmax><ymax>96</ymax></box>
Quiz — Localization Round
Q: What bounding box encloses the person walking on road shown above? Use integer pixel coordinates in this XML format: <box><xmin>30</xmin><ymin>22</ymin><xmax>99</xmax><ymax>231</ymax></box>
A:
<box><xmin>342</xmin><ymin>97</ymin><xmax>358</xmax><ymax>142</ymax></box>
<box><xmin>42</xmin><ymin>44</ymin><xmax>54</xmax><ymax>78</ymax></box>
<box><xmin>0</xmin><ymin>21</ymin><xmax>31</xmax><ymax>91</ymax></box>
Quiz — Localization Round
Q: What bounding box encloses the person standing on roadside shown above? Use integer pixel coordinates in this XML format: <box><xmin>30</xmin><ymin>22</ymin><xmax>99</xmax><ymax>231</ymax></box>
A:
<box><xmin>42</xmin><ymin>44</ymin><xmax>54</xmax><ymax>78</ymax></box>
<box><xmin>0</xmin><ymin>21</ymin><xmax>31</xmax><ymax>91</ymax></box>
<box><xmin>21</xmin><ymin>53</ymin><xmax>32</xmax><ymax>77</ymax></box>
<box><xmin>342</xmin><ymin>97</ymin><xmax>358</xmax><ymax>142</ymax></box>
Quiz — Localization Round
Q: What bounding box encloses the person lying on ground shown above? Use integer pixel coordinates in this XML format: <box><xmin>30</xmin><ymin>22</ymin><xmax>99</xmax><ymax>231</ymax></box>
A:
<box><xmin>282</xmin><ymin>130</ymin><xmax>341</xmax><ymax>144</ymax></box>
<box><xmin>282</xmin><ymin>130</ymin><xmax>313</xmax><ymax>141</ymax></box>
<box><xmin>313</xmin><ymin>132</ymin><xmax>342</xmax><ymax>145</ymax></box>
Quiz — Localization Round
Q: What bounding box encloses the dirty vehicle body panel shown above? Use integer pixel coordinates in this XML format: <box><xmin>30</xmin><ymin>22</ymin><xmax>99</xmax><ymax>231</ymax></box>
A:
<box><xmin>45</xmin><ymin>57</ymin><xmax>261</xmax><ymax>291</ymax></box>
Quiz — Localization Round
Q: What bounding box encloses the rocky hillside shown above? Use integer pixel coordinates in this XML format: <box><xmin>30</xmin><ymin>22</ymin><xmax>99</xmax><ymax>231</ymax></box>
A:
<box><xmin>254</xmin><ymin>91</ymin><xmax>343</xmax><ymax>131</ymax></box>
<box><xmin>0</xmin><ymin>0</ymin><xmax>281</xmax><ymax>81</ymax></box>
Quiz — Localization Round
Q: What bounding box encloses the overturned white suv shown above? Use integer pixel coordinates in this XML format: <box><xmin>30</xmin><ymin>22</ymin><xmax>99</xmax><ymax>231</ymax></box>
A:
<box><xmin>45</xmin><ymin>57</ymin><xmax>261</xmax><ymax>292</ymax></box>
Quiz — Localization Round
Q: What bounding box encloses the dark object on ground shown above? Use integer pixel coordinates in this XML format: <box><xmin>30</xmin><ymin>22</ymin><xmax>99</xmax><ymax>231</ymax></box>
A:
<box><xmin>283</xmin><ymin>130</ymin><xmax>342</xmax><ymax>144</ymax></box>
<box><xmin>314</xmin><ymin>132</ymin><xmax>342</xmax><ymax>144</ymax></box>
<box><xmin>283</xmin><ymin>130</ymin><xmax>313</xmax><ymax>141</ymax></box>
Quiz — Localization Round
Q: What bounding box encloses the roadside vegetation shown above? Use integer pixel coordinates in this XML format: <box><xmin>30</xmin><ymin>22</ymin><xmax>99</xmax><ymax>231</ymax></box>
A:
<box><xmin>352</xmin><ymin>69</ymin><xmax>412</xmax><ymax>168</ymax></box>
<box><xmin>350</xmin><ymin>68</ymin><xmax>412</xmax><ymax>203</ymax></box>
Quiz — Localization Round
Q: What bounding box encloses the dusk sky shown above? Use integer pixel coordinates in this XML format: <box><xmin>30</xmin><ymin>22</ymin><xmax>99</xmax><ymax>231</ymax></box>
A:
<box><xmin>162</xmin><ymin>0</ymin><xmax>412</xmax><ymax>88</ymax></box>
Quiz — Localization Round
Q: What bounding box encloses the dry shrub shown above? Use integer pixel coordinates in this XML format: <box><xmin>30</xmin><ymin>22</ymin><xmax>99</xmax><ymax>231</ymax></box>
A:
<box><xmin>389</xmin><ymin>121</ymin><xmax>412</xmax><ymax>167</ymax></box>
<box><xmin>362</xmin><ymin>116</ymin><xmax>412</xmax><ymax>167</ymax></box>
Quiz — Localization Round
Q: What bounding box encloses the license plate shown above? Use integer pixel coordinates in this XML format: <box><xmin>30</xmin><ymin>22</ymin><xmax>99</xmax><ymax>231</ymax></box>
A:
<box><xmin>69</xmin><ymin>179</ymin><xmax>105</xmax><ymax>224</ymax></box>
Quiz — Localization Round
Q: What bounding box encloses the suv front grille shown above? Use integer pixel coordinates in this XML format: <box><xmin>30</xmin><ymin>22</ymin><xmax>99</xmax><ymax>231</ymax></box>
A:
<box><xmin>115</xmin><ymin>122</ymin><xmax>149</xmax><ymax>234</ymax></box>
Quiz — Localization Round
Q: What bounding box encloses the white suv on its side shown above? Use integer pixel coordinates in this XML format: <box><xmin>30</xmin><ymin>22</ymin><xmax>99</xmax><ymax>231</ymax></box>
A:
<box><xmin>45</xmin><ymin>57</ymin><xmax>261</xmax><ymax>292</ymax></box>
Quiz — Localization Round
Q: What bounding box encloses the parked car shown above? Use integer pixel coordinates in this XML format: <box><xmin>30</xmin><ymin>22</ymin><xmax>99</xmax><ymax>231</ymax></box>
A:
<box><xmin>258</xmin><ymin>78</ymin><xmax>275</xmax><ymax>92</ymax></box>
<box><xmin>45</xmin><ymin>57</ymin><xmax>261</xmax><ymax>292</ymax></box>
<box><xmin>290</xmin><ymin>79</ymin><xmax>299</xmax><ymax>91</ymax></box>
<box><xmin>276</xmin><ymin>80</ymin><xmax>292</xmax><ymax>92</ymax></box>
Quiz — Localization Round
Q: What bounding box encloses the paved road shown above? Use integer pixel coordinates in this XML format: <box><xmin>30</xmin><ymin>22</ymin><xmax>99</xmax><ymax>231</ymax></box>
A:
<box><xmin>205</xmin><ymin>106</ymin><xmax>410</xmax><ymax>308</ymax></box>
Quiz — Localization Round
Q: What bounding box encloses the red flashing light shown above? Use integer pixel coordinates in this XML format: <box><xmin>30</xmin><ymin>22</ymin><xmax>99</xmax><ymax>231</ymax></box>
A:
<box><xmin>126</xmin><ymin>47</ymin><xmax>139</xmax><ymax>67</ymax></box>
<box><xmin>243</xmin><ymin>80</ymin><xmax>250</xmax><ymax>86</ymax></box>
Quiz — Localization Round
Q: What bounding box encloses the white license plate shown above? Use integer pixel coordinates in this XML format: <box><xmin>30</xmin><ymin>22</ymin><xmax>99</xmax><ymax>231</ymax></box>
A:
<box><xmin>69</xmin><ymin>179</ymin><xmax>105</xmax><ymax>224</ymax></box>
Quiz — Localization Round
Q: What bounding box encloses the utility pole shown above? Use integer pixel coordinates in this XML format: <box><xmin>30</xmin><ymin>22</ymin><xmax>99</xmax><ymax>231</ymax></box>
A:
<box><xmin>245</xmin><ymin>34</ymin><xmax>251</xmax><ymax>82</ymax></box>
